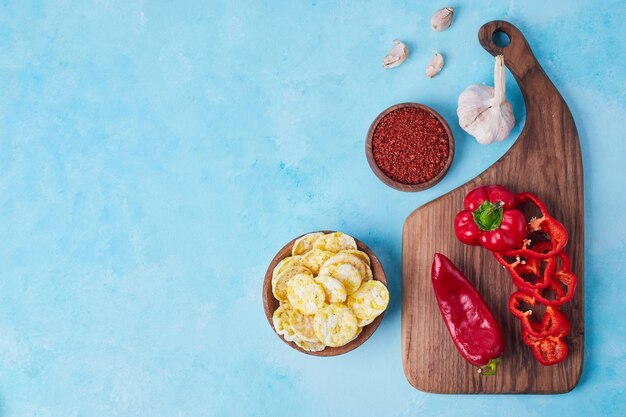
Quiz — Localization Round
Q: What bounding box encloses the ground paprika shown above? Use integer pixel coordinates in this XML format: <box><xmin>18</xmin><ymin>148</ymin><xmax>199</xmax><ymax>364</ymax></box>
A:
<box><xmin>372</xmin><ymin>106</ymin><xmax>449</xmax><ymax>184</ymax></box>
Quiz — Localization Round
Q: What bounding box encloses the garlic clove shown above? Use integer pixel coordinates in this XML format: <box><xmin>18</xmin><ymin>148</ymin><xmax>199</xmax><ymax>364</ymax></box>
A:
<box><xmin>457</xmin><ymin>55</ymin><xmax>515</xmax><ymax>144</ymax></box>
<box><xmin>430</xmin><ymin>7</ymin><xmax>454</xmax><ymax>32</ymax></box>
<box><xmin>425</xmin><ymin>52</ymin><xmax>444</xmax><ymax>78</ymax></box>
<box><xmin>382</xmin><ymin>40</ymin><xmax>408</xmax><ymax>68</ymax></box>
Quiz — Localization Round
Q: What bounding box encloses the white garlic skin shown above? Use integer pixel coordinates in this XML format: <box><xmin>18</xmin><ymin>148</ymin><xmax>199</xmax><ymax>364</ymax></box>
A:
<box><xmin>430</xmin><ymin>7</ymin><xmax>454</xmax><ymax>32</ymax></box>
<box><xmin>457</xmin><ymin>55</ymin><xmax>515</xmax><ymax>144</ymax></box>
<box><xmin>425</xmin><ymin>52</ymin><xmax>444</xmax><ymax>78</ymax></box>
<box><xmin>382</xmin><ymin>40</ymin><xmax>408</xmax><ymax>68</ymax></box>
<box><xmin>457</xmin><ymin>86</ymin><xmax>514</xmax><ymax>144</ymax></box>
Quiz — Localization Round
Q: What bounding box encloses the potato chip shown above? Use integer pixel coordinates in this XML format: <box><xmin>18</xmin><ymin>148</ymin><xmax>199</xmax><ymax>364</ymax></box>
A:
<box><xmin>272</xmin><ymin>303</ymin><xmax>297</xmax><ymax>342</ymax></box>
<box><xmin>300</xmin><ymin>249</ymin><xmax>334</xmax><ymax>275</ymax></box>
<box><xmin>272</xmin><ymin>255</ymin><xmax>302</xmax><ymax>280</ymax></box>
<box><xmin>313</xmin><ymin>232</ymin><xmax>357</xmax><ymax>253</ymax></box>
<box><xmin>361</xmin><ymin>263</ymin><xmax>373</xmax><ymax>282</ymax></box>
<box><xmin>292</xmin><ymin>232</ymin><xmax>324</xmax><ymax>256</ymax></box>
<box><xmin>289</xmin><ymin>310</ymin><xmax>318</xmax><ymax>342</ymax></box>
<box><xmin>313</xmin><ymin>304</ymin><xmax>358</xmax><ymax>347</ymax></box>
<box><xmin>357</xmin><ymin>316</ymin><xmax>375</xmax><ymax>327</ymax></box>
<box><xmin>294</xmin><ymin>338</ymin><xmax>326</xmax><ymax>352</ymax></box>
<box><xmin>347</xmin><ymin>280</ymin><xmax>389</xmax><ymax>322</ymax></box>
<box><xmin>314</xmin><ymin>275</ymin><xmax>347</xmax><ymax>304</ymax></box>
<box><xmin>341</xmin><ymin>249</ymin><xmax>371</xmax><ymax>266</ymax></box>
<box><xmin>287</xmin><ymin>273</ymin><xmax>326</xmax><ymax>315</ymax></box>
<box><xmin>320</xmin><ymin>253</ymin><xmax>370</xmax><ymax>294</ymax></box>
<box><xmin>322</xmin><ymin>263</ymin><xmax>361</xmax><ymax>295</ymax></box>
<box><xmin>272</xmin><ymin>265</ymin><xmax>313</xmax><ymax>303</ymax></box>
<box><xmin>348</xmin><ymin>326</ymin><xmax>363</xmax><ymax>343</ymax></box>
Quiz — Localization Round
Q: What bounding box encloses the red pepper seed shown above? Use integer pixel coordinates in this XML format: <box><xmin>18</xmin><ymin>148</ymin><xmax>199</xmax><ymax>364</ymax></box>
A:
<box><xmin>372</xmin><ymin>107</ymin><xmax>449</xmax><ymax>185</ymax></box>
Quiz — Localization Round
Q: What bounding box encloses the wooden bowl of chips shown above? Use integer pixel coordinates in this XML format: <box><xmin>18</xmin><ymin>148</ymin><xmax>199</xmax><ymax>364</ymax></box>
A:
<box><xmin>263</xmin><ymin>231</ymin><xmax>388</xmax><ymax>356</ymax></box>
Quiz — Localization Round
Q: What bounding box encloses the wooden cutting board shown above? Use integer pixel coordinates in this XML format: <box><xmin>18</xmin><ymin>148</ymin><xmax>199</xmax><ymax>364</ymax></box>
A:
<box><xmin>401</xmin><ymin>21</ymin><xmax>584</xmax><ymax>394</ymax></box>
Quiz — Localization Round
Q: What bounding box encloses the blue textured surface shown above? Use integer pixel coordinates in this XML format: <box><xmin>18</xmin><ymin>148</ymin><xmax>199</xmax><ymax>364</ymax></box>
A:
<box><xmin>1</xmin><ymin>1</ymin><xmax>625</xmax><ymax>416</ymax></box>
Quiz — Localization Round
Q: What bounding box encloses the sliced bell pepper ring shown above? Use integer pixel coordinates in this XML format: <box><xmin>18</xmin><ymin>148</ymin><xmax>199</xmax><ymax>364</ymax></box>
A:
<box><xmin>508</xmin><ymin>291</ymin><xmax>536</xmax><ymax>320</ymax></box>
<box><xmin>494</xmin><ymin>241</ymin><xmax>556</xmax><ymax>290</ymax></box>
<box><xmin>521</xmin><ymin>306</ymin><xmax>571</xmax><ymax>338</ymax></box>
<box><xmin>513</xmin><ymin>191</ymin><xmax>549</xmax><ymax>213</ymax></box>
<box><xmin>522</xmin><ymin>269</ymin><xmax>576</xmax><ymax>306</ymax></box>
<box><xmin>503</xmin><ymin>192</ymin><xmax>568</xmax><ymax>259</ymax></box>
<box><xmin>521</xmin><ymin>250</ymin><xmax>577</xmax><ymax>307</ymax></box>
<box><xmin>509</xmin><ymin>292</ymin><xmax>571</xmax><ymax>337</ymax></box>
<box><xmin>522</xmin><ymin>330</ymin><xmax>569</xmax><ymax>366</ymax></box>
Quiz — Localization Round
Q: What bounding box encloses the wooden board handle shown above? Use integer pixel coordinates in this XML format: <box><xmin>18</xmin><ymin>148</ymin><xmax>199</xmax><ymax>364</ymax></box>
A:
<box><xmin>478</xmin><ymin>20</ymin><xmax>561</xmax><ymax>102</ymax></box>
<box><xmin>478</xmin><ymin>21</ymin><xmax>571</xmax><ymax>147</ymax></box>
<box><xmin>478</xmin><ymin>21</ymin><xmax>538</xmax><ymax>80</ymax></box>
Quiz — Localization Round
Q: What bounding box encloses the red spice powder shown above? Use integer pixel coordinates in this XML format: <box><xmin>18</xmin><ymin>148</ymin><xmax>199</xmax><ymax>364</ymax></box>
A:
<box><xmin>372</xmin><ymin>106</ymin><xmax>449</xmax><ymax>185</ymax></box>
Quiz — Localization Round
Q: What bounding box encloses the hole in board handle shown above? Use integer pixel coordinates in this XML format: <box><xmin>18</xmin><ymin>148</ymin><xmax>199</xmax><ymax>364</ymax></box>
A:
<box><xmin>492</xmin><ymin>30</ymin><xmax>511</xmax><ymax>48</ymax></box>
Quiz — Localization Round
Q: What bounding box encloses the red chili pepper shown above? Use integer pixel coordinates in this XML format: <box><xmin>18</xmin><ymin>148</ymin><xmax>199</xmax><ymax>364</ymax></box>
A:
<box><xmin>522</xmin><ymin>330</ymin><xmax>569</xmax><ymax>366</ymax></box>
<box><xmin>493</xmin><ymin>241</ymin><xmax>555</xmax><ymax>290</ymax></box>
<box><xmin>432</xmin><ymin>253</ymin><xmax>504</xmax><ymax>375</ymax></box>
<box><xmin>503</xmin><ymin>192</ymin><xmax>568</xmax><ymax>259</ymax></box>
<box><xmin>454</xmin><ymin>185</ymin><xmax>527</xmax><ymax>252</ymax></box>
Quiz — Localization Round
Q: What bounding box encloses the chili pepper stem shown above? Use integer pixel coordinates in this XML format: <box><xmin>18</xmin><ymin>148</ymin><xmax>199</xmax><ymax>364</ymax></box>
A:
<box><xmin>478</xmin><ymin>358</ymin><xmax>501</xmax><ymax>376</ymax></box>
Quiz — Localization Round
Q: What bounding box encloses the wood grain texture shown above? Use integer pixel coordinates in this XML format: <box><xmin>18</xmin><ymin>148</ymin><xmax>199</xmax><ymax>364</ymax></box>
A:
<box><xmin>401</xmin><ymin>21</ymin><xmax>584</xmax><ymax>394</ymax></box>
<box><xmin>263</xmin><ymin>231</ymin><xmax>387</xmax><ymax>356</ymax></box>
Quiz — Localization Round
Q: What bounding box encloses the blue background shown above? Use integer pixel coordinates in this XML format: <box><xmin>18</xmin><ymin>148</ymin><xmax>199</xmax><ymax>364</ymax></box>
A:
<box><xmin>1</xmin><ymin>1</ymin><xmax>625</xmax><ymax>416</ymax></box>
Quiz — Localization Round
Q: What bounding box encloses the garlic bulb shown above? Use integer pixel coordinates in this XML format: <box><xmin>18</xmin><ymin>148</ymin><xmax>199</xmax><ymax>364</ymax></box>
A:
<box><xmin>382</xmin><ymin>40</ymin><xmax>408</xmax><ymax>68</ymax></box>
<box><xmin>457</xmin><ymin>55</ymin><xmax>515</xmax><ymax>144</ymax></box>
<box><xmin>425</xmin><ymin>52</ymin><xmax>444</xmax><ymax>78</ymax></box>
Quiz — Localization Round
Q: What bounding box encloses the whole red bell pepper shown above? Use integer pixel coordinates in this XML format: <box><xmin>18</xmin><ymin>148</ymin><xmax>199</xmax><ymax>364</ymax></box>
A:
<box><xmin>454</xmin><ymin>185</ymin><xmax>527</xmax><ymax>252</ymax></box>
<box><xmin>432</xmin><ymin>253</ymin><xmax>505</xmax><ymax>375</ymax></box>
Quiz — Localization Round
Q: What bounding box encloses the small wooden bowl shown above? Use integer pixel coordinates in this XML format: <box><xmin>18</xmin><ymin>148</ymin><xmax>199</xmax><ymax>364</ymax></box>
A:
<box><xmin>263</xmin><ymin>231</ymin><xmax>388</xmax><ymax>356</ymax></box>
<box><xmin>365</xmin><ymin>102</ymin><xmax>455</xmax><ymax>192</ymax></box>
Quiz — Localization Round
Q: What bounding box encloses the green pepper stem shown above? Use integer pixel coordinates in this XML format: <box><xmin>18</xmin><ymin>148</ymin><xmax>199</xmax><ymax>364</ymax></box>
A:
<box><xmin>478</xmin><ymin>358</ymin><xmax>501</xmax><ymax>376</ymax></box>
<box><xmin>472</xmin><ymin>201</ymin><xmax>505</xmax><ymax>231</ymax></box>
